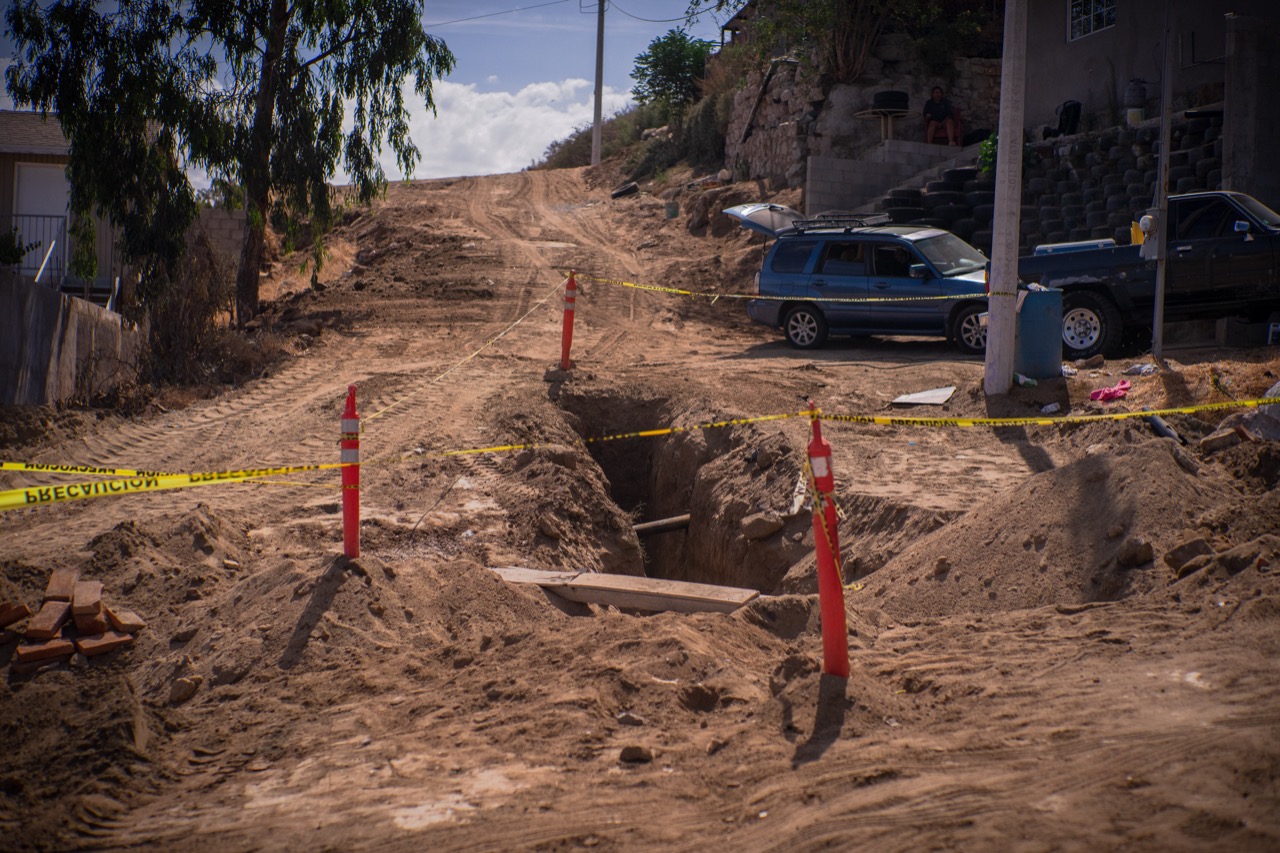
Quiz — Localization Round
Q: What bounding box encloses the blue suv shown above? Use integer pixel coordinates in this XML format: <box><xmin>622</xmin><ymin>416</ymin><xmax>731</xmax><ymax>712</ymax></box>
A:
<box><xmin>725</xmin><ymin>204</ymin><xmax>991</xmax><ymax>353</ymax></box>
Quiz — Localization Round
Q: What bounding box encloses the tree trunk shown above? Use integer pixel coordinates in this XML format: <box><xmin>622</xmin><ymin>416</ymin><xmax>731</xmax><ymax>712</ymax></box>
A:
<box><xmin>234</xmin><ymin>0</ymin><xmax>289</xmax><ymax>327</ymax></box>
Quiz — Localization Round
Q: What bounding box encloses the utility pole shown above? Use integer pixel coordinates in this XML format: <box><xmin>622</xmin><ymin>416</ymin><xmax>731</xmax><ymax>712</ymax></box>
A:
<box><xmin>983</xmin><ymin>0</ymin><xmax>1027</xmax><ymax>396</ymax></box>
<box><xmin>1151</xmin><ymin>0</ymin><xmax>1175</xmax><ymax>360</ymax></box>
<box><xmin>591</xmin><ymin>0</ymin><xmax>606</xmax><ymax>166</ymax></box>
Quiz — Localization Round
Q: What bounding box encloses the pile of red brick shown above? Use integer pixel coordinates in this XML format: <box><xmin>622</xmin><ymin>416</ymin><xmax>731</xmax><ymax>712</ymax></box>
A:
<box><xmin>0</xmin><ymin>569</ymin><xmax>145</xmax><ymax>675</ymax></box>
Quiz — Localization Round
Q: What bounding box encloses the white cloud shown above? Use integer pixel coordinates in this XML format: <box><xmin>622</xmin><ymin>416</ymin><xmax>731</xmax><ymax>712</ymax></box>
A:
<box><xmin>356</xmin><ymin>78</ymin><xmax>634</xmax><ymax>182</ymax></box>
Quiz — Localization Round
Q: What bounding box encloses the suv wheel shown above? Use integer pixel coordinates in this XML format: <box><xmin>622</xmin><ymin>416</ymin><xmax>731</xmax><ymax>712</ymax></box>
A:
<box><xmin>952</xmin><ymin>304</ymin><xmax>987</xmax><ymax>354</ymax></box>
<box><xmin>1061</xmin><ymin>291</ymin><xmax>1120</xmax><ymax>359</ymax></box>
<box><xmin>784</xmin><ymin>305</ymin><xmax>828</xmax><ymax>349</ymax></box>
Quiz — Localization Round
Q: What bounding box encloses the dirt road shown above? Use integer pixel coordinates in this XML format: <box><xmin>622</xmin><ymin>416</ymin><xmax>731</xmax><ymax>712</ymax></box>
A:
<box><xmin>2</xmin><ymin>166</ymin><xmax>1279</xmax><ymax>851</ymax></box>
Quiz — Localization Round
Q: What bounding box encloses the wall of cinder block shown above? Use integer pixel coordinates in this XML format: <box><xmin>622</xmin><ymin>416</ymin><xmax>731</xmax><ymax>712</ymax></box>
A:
<box><xmin>195</xmin><ymin>208</ymin><xmax>246</xmax><ymax>264</ymax></box>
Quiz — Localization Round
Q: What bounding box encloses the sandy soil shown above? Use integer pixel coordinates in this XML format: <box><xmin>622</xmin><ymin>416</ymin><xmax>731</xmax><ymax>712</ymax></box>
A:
<box><xmin>2</xmin><ymin>165</ymin><xmax>1280</xmax><ymax>852</ymax></box>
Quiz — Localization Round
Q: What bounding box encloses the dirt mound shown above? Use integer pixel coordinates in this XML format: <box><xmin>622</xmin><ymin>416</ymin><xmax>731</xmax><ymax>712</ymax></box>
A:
<box><xmin>865</xmin><ymin>438</ymin><xmax>1240</xmax><ymax>619</ymax></box>
<box><xmin>778</xmin><ymin>495</ymin><xmax>957</xmax><ymax>595</ymax></box>
<box><xmin>0</xmin><ymin>669</ymin><xmax>156</xmax><ymax>844</ymax></box>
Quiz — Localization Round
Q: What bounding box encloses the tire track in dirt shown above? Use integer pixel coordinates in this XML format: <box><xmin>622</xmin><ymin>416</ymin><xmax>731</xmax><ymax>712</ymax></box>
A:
<box><xmin>718</xmin><ymin>712</ymin><xmax>1276</xmax><ymax>852</ymax></box>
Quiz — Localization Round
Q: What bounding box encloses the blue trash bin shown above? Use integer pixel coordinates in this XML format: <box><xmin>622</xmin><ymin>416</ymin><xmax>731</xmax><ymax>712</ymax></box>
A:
<box><xmin>1014</xmin><ymin>289</ymin><xmax>1063</xmax><ymax>380</ymax></box>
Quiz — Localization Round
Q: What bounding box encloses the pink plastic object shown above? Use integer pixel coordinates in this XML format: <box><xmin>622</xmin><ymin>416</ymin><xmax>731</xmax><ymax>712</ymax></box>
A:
<box><xmin>1089</xmin><ymin>379</ymin><xmax>1131</xmax><ymax>402</ymax></box>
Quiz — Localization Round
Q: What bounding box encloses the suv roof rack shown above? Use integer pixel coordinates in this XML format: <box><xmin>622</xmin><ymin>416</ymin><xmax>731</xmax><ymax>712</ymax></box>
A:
<box><xmin>793</xmin><ymin>212</ymin><xmax>892</xmax><ymax>232</ymax></box>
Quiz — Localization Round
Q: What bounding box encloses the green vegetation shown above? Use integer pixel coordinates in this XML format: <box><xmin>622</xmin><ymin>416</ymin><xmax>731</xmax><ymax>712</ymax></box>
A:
<box><xmin>685</xmin><ymin>0</ymin><xmax>1000</xmax><ymax>82</ymax></box>
<box><xmin>978</xmin><ymin>132</ymin><xmax>1037</xmax><ymax>176</ymax></box>
<box><xmin>631</xmin><ymin>29</ymin><xmax>717</xmax><ymax>123</ymax></box>
<box><xmin>686</xmin><ymin>0</ymin><xmax>893</xmax><ymax>83</ymax></box>
<box><xmin>0</xmin><ymin>227</ymin><xmax>37</xmax><ymax>266</ymax></box>
<box><xmin>4</xmin><ymin>0</ymin><xmax>454</xmax><ymax>327</ymax></box>
<box><xmin>531</xmin><ymin>89</ymin><xmax>731</xmax><ymax>182</ymax></box>
<box><xmin>534</xmin><ymin>24</ymin><xmax>732</xmax><ymax>179</ymax></box>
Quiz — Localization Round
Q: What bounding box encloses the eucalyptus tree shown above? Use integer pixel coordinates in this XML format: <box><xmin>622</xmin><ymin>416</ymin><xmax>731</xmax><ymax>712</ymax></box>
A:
<box><xmin>5</xmin><ymin>0</ymin><xmax>454</xmax><ymax>324</ymax></box>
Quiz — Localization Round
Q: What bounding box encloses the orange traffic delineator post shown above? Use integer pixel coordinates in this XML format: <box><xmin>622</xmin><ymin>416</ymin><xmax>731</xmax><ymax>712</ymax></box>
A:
<box><xmin>560</xmin><ymin>271</ymin><xmax>577</xmax><ymax>371</ymax></box>
<box><xmin>341</xmin><ymin>385</ymin><xmax>360</xmax><ymax>558</ymax></box>
<box><xmin>808</xmin><ymin>400</ymin><xmax>849</xmax><ymax>678</ymax></box>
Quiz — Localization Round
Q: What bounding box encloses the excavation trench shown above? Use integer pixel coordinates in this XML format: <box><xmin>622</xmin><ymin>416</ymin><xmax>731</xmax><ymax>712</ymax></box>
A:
<box><xmin>555</xmin><ymin>388</ymin><xmax>813</xmax><ymax>593</ymax></box>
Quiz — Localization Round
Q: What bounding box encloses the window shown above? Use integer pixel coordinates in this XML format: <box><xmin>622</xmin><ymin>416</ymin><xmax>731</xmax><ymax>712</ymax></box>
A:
<box><xmin>770</xmin><ymin>240</ymin><xmax>817</xmax><ymax>274</ymax></box>
<box><xmin>1175</xmin><ymin>199</ymin><xmax>1233</xmax><ymax>241</ymax></box>
<box><xmin>818</xmin><ymin>241</ymin><xmax>865</xmax><ymax>275</ymax></box>
<box><xmin>1069</xmin><ymin>0</ymin><xmax>1115</xmax><ymax>41</ymax></box>
<box><xmin>870</xmin><ymin>243</ymin><xmax>915</xmax><ymax>278</ymax></box>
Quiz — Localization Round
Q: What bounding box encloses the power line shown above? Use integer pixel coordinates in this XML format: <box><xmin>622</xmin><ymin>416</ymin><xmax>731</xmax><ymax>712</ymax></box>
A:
<box><xmin>425</xmin><ymin>0</ymin><xmax>573</xmax><ymax>27</ymax></box>
<box><xmin>609</xmin><ymin>1</ymin><xmax>714</xmax><ymax>25</ymax></box>
<box><xmin>604</xmin><ymin>1</ymin><xmax>686</xmax><ymax>23</ymax></box>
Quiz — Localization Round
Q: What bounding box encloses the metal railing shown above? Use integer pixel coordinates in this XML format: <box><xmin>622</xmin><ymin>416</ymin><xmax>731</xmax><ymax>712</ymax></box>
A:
<box><xmin>1</xmin><ymin>213</ymin><xmax>67</xmax><ymax>288</ymax></box>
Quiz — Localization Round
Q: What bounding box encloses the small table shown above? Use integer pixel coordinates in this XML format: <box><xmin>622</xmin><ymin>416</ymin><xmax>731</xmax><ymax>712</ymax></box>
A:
<box><xmin>854</xmin><ymin>107</ymin><xmax>910</xmax><ymax>142</ymax></box>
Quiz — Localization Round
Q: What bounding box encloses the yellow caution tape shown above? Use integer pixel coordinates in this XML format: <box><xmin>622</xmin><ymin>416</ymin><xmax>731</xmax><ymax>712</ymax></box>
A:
<box><xmin>432</xmin><ymin>411</ymin><xmax>811</xmax><ymax>460</ymax></box>
<box><xmin>1</xmin><ymin>461</ymin><xmax>171</xmax><ymax>478</ymax></box>
<box><xmin>0</xmin><ymin>464</ymin><xmax>333</xmax><ymax>512</ymax></box>
<box><xmin>578</xmin><ymin>273</ymin><xmax>986</xmax><ymax>304</ymax></box>
<box><xmin>824</xmin><ymin>397</ymin><xmax>1280</xmax><ymax>429</ymax></box>
<box><xmin>583</xmin><ymin>410</ymin><xmax>807</xmax><ymax>444</ymax></box>
<box><xmin>7</xmin><ymin>397</ymin><xmax>1275</xmax><ymax>513</ymax></box>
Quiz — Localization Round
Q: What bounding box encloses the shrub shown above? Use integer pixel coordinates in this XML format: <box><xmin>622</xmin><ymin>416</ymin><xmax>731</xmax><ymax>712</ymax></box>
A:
<box><xmin>0</xmin><ymin>227</ymin><xmax>38</xmax><ymax>266</ymax></box>
<box><xmin>143</xmin><ymin>230</ymin><xmax>235</xmax><ymax>385</ymax></box>
<box><xmin>979</xmin><ymin>132</ymin><xmax>1037</xmax><ymax>175</ymax></box>
<box><xmin>530</xmin><ymin>103</ymin><xmax>669</xmax><ymax>171</ymax></box>
<box><xmin>624</xmin><ymin>135</ymin><xmax>684</xmax><ymax>182</ymax></box>
<box><xmin>683</xmin><ymin>91</ymin><xmax>732</xmax><ymax>170</ymax></box>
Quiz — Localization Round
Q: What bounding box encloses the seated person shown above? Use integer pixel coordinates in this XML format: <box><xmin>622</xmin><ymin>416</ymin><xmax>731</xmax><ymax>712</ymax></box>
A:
<box><xmin>873</xmin><ymin>245</ymin><xmax>912</xmax><ymax>277</ymax></box>
<box><xmin>923</xmin><ymin>86</ymin><xmax>960</xmax><ymax>146</ymax></box>
<box><xmin>819</xmin><ymin>243</ymin><xmax>865</xmax><ymax>275</ymax></box>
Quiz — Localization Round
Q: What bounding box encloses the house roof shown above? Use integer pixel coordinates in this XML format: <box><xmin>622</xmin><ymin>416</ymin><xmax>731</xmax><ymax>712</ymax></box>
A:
<box><xmin>0</xmin><ymin>110</ymin><xmax>69</xmax><ymax>156</ymax></box>
<box><xmin>722</xmin><ymin>0</ymin><xmax>764</xmax><ymax>33</ymax></box>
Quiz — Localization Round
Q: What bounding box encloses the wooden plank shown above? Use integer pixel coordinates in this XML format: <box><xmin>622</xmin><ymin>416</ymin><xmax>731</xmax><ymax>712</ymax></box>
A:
<box><xmin>489</xmin><ymin>566</ymin><xmax>582</xmax><ymax>587</ymax></box>
<box><xmin>487</xmin><ymin>567</ymin><xmax>758</xmax><ymax>614</ymax></box>
<box><xmin>558</xmin><ymin>574</ymin><xmax>758</xmax><ymax>614</ymax></box>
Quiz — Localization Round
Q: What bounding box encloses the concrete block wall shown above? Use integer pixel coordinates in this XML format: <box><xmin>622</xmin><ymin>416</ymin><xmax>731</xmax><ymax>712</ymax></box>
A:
<box><xmin>1224</xmin><ymin>15</ymin><xmax>1280</xmax><ymax>210</ymax></box>
<box><xmin>807</xmin><ymin>140</ymin><xmax>979</xmax><ymax>215</ymax></box>
<box><xmin>0</xmin><ymin>277</ymin><xmax>144</xmax><ymax>405</ymax></box>
<box><xmin>195</xmin><ymin>208</ymin><xmax>246</xmax><ymax>263</ymax></box>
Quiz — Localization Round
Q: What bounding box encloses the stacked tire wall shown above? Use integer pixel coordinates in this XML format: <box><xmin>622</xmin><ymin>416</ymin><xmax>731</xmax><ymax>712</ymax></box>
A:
<box><xmin>874</xmin><ymin>115</ymin><xmax>1224</xmax><ymax>257</ymax></box>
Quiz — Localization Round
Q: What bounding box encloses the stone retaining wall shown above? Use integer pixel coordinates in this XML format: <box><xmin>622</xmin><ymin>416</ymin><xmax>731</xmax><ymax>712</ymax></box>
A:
<box><xmin>724</xmin><ymin>55</ymin><xmax>1002</xmax><ymax>192</ymax></box>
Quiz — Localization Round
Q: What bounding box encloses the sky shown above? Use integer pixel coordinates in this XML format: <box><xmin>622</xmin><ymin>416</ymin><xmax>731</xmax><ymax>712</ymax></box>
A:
<box><xmin>403</xmin><ymin>0</ymin><xmax>726</xmax><ymax>179</ymax></box>
<box><xmin>0</xmin><ymin>1</ymin><xmax>729</xmax><ymax>184</ymax></box>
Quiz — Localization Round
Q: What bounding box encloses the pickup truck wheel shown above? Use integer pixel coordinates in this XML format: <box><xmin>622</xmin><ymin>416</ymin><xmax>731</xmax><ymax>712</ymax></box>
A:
<box><xmin>1061</xmin><ymin>291</ymin><xmax>1121</xmax><ymax>359</ymax></box>
<box><xmin>783</xmin><ymin>305</ymin><xmax>828</xmax><ymax>349</ymax></box>
<box><xmin>951</xmin><ymin>304</ymin><xmax>988</xmax><ymax>355</ymax></box>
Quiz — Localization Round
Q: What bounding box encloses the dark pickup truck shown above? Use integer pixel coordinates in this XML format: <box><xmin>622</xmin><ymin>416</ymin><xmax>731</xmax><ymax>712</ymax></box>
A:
<box><xmin>1017</xmin><ymin>191</ymin><xmax>1280</xmax><ymax>358</ymax></box>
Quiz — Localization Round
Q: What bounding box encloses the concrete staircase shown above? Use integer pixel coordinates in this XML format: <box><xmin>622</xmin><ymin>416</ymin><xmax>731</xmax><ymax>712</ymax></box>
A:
<box><xmin>805</xmin><ymin>139</ymin><xmax>982</xmax><ymax>215</ymax></box>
